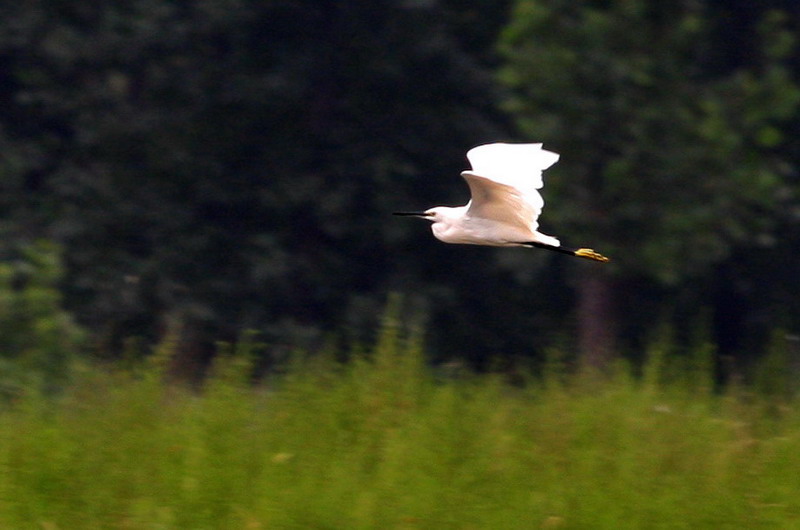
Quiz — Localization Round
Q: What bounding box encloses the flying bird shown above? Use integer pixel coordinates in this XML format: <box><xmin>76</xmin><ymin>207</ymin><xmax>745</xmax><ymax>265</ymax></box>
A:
<box><xmin>394</xmin><ymin>142</ymin><xmax>609</xmax><ymax>262</ymax></box>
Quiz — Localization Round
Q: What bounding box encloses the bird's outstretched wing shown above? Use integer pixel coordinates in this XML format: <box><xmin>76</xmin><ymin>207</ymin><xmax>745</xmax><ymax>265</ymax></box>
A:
<box><xmin>465</xmin><ymin>143</ymin><xmax>559</xmax><ymax>192</ymax></box>
<box><xmin>462</xmin><ymin>142</ymin><xmax>559</xmax><ymax>233</ymax></box>
<box><xmin>461</xmin><ymin>172</ymin><xmax>543</xmax><ymax>232</ymax></box>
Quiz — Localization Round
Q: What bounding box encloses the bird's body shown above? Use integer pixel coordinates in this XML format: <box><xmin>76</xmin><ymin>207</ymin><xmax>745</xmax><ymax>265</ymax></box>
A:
<box><xmin>425</xmin><ymin>204</ymin><xmax>551</xmax><ymax>247</ymax></box>
<box><xmin>394</xmin><ymin>142</ymin><xmax>608</xmax><ymax>262</ymax></box>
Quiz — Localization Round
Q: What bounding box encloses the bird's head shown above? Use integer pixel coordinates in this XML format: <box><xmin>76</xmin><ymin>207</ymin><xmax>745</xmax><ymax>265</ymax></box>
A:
<box><xmin>392</xmin><ymin>207</ymin><xmax>457</xmax><ymax>223</ymax></box>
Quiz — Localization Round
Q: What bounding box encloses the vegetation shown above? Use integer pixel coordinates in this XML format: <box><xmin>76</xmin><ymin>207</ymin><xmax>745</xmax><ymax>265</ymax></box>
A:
<box><xmin>1</xmin><ymin>310</ymin><xmax>799</xmax><ymax>529</ymax></box>
<box><xmin>3</xmin><ymin>3</ymin><xmax>800</xmax><ymax>525</ymax></box>
<box><xmin>0</xmin><ymin>241</ymin><xmax>83</xmax><ymax>398</ymax></box>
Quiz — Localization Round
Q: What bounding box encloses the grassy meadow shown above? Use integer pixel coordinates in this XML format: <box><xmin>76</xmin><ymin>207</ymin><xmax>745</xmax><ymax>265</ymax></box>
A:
<box><xmin>1</xmin><ymin>318</ymin><xmax>800</xmax><ymax>529</ymax></box>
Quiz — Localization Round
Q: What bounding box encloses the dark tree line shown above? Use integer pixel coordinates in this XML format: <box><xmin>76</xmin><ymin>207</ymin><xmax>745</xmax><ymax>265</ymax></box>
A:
<box><xmin>500</xmin><ymin>0</ymin><xmax>800</xmax><ymax>365</ymax></box>
<box><xmin>1</xmin><ymin>0</ymin><xmax>799</xmax><ymax>373</ymax></box>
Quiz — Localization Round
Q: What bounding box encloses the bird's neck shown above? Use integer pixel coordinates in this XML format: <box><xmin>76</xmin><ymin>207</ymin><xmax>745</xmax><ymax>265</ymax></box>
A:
<box><xmin>429</xmin><ymin>206</ymin><xmax>468</xmax><ymax>243</ymax></box>
<box><xmin>437</xmin><ymin>205</ymin><xmax>468</xmax><ymax>219</ymax></box>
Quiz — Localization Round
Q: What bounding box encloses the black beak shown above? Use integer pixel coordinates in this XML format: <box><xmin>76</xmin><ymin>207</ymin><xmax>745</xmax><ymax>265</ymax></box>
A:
<box><xmin>393</xmin><ymin>211</ymin><xmax>430</xmax><ymax>218</ymax></box>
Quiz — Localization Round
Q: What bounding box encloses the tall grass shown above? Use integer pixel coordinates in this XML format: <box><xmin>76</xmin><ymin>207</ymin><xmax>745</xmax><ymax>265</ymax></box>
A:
<box><xmin>1</xmin><ymin>313</ymin><xmax>799</xmax><ymax>528</ymax></box>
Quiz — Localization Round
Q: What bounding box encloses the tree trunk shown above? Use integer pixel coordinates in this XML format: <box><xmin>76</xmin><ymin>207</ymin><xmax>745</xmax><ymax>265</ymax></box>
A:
<box><xmin>576</xmin><ymin>271</ymin><xmax>616</xmax><ymax>370</ymax></box>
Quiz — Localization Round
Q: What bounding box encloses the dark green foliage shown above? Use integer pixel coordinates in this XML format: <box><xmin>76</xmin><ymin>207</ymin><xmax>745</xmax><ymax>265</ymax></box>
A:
<box><xmin>499</xmin><ymin>1</ymin><xmax>800</xmax><ymax>281</ymax></box>
<box><xmin>498</xmin><ymin>0</ymin><xmax>800</xmax><ymax>363</ymax></box>
<box><xmin>1</xmin><ymin>1</ymin><xmax>800</xmax><ymax>366</ymax></box>
<box><xmin>0</xmin><ymin>1</ymin><xmax>510</xmax><ymax>360</ymax></box>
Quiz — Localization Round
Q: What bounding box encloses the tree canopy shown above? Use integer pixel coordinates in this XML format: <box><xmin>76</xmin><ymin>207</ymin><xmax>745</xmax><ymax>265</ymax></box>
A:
<box><xmin>1</xmin><ymin>0</ymin><xmax>799</xmax><ymax>370</ymax></box>
<box><xmin>501</xmin><ymin>1</ymin><xmax>799</xmax><ymax>282</ymax></box>
<box><xmin>497</xmin><ymin>0</ymin><xmax>800</xmax><ymax>362</ymax></box>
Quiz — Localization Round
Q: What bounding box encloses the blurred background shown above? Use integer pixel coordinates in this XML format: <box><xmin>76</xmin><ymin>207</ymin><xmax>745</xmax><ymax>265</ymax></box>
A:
<box><xmin>2</xmin><ymin>0</ymin><xmax>800</xmax><ymax>378</ymax></box>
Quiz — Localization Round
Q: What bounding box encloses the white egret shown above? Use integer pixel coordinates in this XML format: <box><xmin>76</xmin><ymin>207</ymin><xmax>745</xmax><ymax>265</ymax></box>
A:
<box><xmin>394</xmin><ymin>142</ymin><xmax>609</xmax><ymax>262</ymax></box>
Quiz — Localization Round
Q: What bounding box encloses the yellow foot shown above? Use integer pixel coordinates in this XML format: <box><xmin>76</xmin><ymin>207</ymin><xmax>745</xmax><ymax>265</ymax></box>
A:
<box><xmin>575</xmin><ymin>248</ymin><xmax>610</xmax><ymax>262</ymax></box>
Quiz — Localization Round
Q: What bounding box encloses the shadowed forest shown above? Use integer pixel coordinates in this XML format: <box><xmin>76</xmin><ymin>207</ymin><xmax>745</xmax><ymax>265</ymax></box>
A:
<box><xmin>3</xmin><ymin>0</ymin><xmax>800</xmax><ymax>372</ymax></box>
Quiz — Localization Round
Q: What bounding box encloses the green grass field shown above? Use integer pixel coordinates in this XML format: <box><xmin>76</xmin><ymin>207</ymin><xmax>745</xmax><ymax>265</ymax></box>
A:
<box><xmin>1</xmin><ymin>320</ymin><xmax>799</xmax><ymax>529</ymax></box>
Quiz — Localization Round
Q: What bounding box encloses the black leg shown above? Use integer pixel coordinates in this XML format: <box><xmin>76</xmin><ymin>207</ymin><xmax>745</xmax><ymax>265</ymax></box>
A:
<box><xmin>522</xmin><ymin>242</ymin><xmax>609</xmax><ymax>262</ymax></box>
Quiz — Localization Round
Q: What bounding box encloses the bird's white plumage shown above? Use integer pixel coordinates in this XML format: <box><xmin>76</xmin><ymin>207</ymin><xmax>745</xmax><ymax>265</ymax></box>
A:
<box><xmin>459</xmin><ymin>143</ymin><xmax>560</xmax><ymax>246</ymax></box>
<box><xmin>464</xmin><ymin>142</ymin><xmax>559</xmax><ymax>191</ymax></box>
<box><xmin>395</xmin><ymin>142</ymin><xmax>609</xmax><ymax>262</ymax></box>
